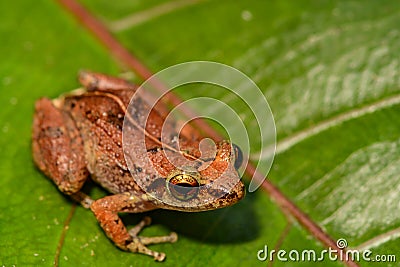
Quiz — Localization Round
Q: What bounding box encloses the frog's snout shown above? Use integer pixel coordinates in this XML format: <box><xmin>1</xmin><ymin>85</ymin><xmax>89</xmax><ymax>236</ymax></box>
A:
<box><xmin>228</xmin><ymin>179</ymin><xmax>246</xmax><ymax>202</ymax></box>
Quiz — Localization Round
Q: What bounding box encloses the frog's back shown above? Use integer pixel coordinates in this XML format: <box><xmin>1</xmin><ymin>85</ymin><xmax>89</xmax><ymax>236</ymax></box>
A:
<box><xmin>60</xmin><ymin>90</ymin><xmax>166</xmax><ymax>194</ymax></box>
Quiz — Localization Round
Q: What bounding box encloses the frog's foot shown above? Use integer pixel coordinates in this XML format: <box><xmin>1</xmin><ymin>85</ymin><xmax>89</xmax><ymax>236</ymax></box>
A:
<box><xmin>90</xmin><ymin>194</ymin><xmax>177</xmax><ymax>262</ymax></box>
<box><xmin>127</xmin><ymin>216</ymin><xmax>178</xmax><ymax>262</ymax></box>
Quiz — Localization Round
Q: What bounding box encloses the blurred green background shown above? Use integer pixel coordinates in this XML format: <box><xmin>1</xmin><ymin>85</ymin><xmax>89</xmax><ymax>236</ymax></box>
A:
<box><xmin>1</xmin><ymin>1</ymin><xmax>399</xmax><ymax>266</ymax></box>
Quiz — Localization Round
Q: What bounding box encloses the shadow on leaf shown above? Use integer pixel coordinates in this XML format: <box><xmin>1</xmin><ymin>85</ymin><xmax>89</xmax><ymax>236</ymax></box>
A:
<box><xmin>122</xmin><ymin>187</ymin><xmax>259</xmax><ymax>244</ymax></box>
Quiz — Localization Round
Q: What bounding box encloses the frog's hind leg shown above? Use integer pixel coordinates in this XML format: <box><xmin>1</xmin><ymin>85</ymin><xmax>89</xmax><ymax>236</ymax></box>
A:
<box><xmin>79</xmin><ymin>71</ymin><xmax>138</xmax><ymax>91</ymax></box>
<box><xmin>90</xmin><ymin>193</ymin><xmax>177</xmax><ymax>261</ymax></box>
<box><xmin>32</xmin><ymin>98</ymin><xmax>89</xmax><ymax>196</ymax></box>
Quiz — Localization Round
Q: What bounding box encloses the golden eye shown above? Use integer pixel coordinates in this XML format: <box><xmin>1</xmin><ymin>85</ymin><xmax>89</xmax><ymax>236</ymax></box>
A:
<box><xmin>166</xmin><ymin>169</ymin><xmax>200</xmax><ymax>201</ymax></box>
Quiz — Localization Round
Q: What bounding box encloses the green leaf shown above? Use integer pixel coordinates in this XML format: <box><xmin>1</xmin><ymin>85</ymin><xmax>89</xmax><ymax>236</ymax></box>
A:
<box><xmin>1</xmin><ymin>1</ymin><xmax>399</xmax><ymax>267</ymax></box>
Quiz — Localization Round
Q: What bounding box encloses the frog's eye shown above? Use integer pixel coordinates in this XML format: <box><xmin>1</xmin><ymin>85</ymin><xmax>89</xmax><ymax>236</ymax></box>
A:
<box><xmin>232</xmin><ymin>143</ymin><xmax>243</xmax><ymax>170</ymax></box>
<box><xmin>166</xmin><ymin>170</ymin><xmax>200</xmax><ymax>201</ymax></box>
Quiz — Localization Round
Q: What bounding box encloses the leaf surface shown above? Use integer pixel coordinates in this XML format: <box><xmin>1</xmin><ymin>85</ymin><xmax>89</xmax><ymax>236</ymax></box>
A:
<box><xmin>1</xmin><ymin>1</ymin><xmax>399</xmax><ymax>266</ymax></box>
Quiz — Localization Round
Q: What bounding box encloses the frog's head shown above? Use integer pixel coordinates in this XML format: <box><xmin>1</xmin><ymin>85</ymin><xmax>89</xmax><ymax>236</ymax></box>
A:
<box><xmin>150</xmin><ymin>141</ymin><xmax>245</xmax><ymax>211</ymax></box>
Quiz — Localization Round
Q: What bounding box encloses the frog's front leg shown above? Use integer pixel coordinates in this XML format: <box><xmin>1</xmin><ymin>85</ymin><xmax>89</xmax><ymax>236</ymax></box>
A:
<box><xmin>90</xmin><ymin>192</ymin><xmax>178</xmax><ymax>261</ymax></box>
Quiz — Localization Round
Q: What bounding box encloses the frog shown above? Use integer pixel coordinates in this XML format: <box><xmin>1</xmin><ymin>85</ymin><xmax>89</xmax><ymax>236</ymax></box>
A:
<box><xmin>32</xmin><ymin>71</ymin><xmax>245</xmax><ymax>261</ymax></box>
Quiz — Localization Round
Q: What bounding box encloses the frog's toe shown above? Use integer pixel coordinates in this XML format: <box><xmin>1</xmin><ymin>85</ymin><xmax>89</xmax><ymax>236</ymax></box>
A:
<box><xmin>139</xmin><ymin>232</ymin><xmax>178</xmax><ymax>245</ymax></box>
<box><xmin>127</xmin><ymin>217</ymin><xmax>178</xmax><ymax>261</ymax></box>
<box><xmin>168</xmin><ymin>232</ymin><xmax>178</xmax><ymax>243</ymax></box>
<box><xmin>127</xmin><ymin>235</ymin><xmax>176</xmax><ymax>261</ymax></box>
<box><xmin>128</xmin><ymin>216</ymin><xmax>151</xmax><ymax>237</ymax></box>
<box><xmin>153</xmin><ymin>252</ymin><xmax>166</xmax><ymax>262</ymax></box>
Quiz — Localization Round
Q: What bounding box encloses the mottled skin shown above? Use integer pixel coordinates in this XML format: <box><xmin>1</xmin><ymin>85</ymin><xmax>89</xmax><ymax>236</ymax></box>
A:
<box><xmin>32</xmin><ymin>72</ymin><xmax>245</xmax><ymax>261</ymax></box>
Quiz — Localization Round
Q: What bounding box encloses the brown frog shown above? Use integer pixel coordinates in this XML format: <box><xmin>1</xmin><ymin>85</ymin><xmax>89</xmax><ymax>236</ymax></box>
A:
<box><xmin>32</xmin><ymin>71</ymin><xmax>245</xmax><ymax>261</ymax></box>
